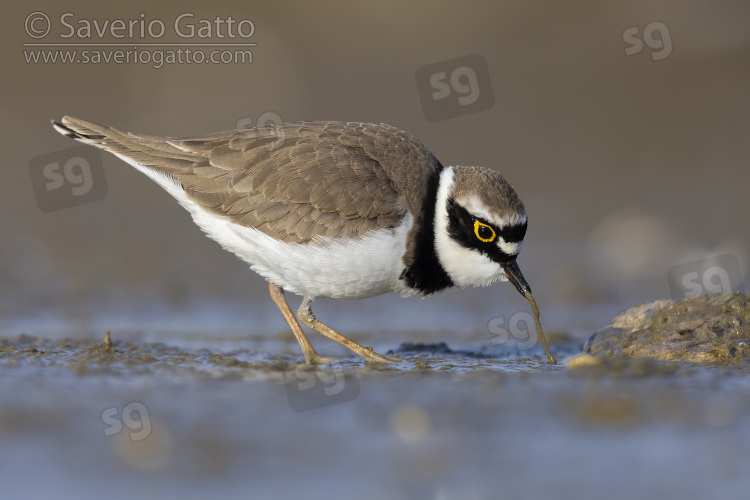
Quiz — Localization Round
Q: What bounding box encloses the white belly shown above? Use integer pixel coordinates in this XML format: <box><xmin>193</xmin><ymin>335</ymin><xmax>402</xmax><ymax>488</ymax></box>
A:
<box><xmin>192</xmin><ymin>207</ymin><xmax>415</xmax><ymax>299</ymax></box>
<box><xmin>114</xmin><ymin>154</ymin><xmax>415</xmax><ymax>300</ymax></box>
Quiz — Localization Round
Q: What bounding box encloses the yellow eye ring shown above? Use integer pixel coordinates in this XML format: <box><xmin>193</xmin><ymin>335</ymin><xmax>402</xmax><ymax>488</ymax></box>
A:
<box><xmin>474</xmin><ymin>221</ymin><xmax>496</xmax><ymax>243</ymax></box>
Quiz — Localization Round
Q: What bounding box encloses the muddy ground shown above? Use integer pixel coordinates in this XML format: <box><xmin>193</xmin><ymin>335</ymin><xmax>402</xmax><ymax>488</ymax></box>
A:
<box><xmin>1</xmin><ymin>296</ymin><xmax>750</xmax><ymax>499</ymax></box>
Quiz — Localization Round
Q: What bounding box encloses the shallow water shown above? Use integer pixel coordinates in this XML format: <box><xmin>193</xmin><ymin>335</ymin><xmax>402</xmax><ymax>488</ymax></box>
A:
<box><xmin>2</xmin><ymin>318</ymin><xmax>750</xmax><ymax>500</ymax></box>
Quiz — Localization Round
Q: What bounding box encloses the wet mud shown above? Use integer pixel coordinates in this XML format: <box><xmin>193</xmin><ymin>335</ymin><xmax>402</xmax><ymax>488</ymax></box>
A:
<box><xmin>2</xmin><ymin>295</ymin><xmax>750</xmax><ymax>499</ymax></box>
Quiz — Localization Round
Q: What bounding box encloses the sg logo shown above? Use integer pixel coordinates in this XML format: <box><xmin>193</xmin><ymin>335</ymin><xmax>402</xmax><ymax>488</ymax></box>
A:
<box><xmin>416</xmin><ymin>53</ymin><xmax>495</xmax><ymax>122</ymax></box>
<box><xmin>668</xmin><ymin>254</ymin><xmax>744</xmax><ymax>299</ymax></box>
<box><xmin>101</xmin><ymin>401</ymin><xmax>152</xmax><ymax>442</ymax></box>
<box><xmin>29</xmin><ymin>146</ymin><xmax>107</xmax><ymax>212</ymax></box>
<box><xmin>43</xmin><ymin>157</ymin><xmax>95</xmax><ymax>196</ymax></box>
<box><xmin>488</xmin><ymin>311</ymin><xmax>539</xmax><ymax>350</ymax></box>
<box><xmin>235</xmin><ymin>111</ymin><xmax>286</xmax><ymax>151</ymax></box>
<box><xmin>623</xmin><ymin>21</ymin><xmax>672</xmax><ymax>61</ymax></box>
<box><xmin>430</xmin><ymin>66</ymin><xmax>481</xmax><ymax>106</ymax></box>
<box><xmin>283</xmin><ymin>365</ymin><xmax>360</xmax><ymax>412</ymax></box>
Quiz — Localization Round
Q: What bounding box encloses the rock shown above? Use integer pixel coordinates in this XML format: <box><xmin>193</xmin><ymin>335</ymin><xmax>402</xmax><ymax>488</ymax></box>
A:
<box><xmin>566</xmin><ymin>353</ymin><xmax>605</xmax><ymax>369</ymax></box>
<box><xmin>584</xmin><ymin>293</ymin><xmax>750</xmax><ymax>364</ymax></box>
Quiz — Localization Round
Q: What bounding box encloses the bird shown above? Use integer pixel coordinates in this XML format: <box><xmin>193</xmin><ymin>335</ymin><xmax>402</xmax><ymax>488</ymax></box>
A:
<box><xmin>52</xmin><ymin>117</ymin><xmax>554</xmax><ymax>364</ymax></box>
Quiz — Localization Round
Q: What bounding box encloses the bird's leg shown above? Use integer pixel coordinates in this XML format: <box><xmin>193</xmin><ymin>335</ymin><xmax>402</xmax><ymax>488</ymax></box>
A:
<box><xmin>268</xmin><ymin>283</ymin><xmax>332</xmax><ymax>365</ymax></box>
<box><xmin>296</xmin><ymin>297</ymin><xmax>399</xmax><ymax>364</ymax></box>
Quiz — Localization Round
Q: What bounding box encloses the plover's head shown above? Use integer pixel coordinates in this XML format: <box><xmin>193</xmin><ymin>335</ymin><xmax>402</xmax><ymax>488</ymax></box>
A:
<box><xmin>434</xmin><ymin>165</ymin><xmax>531</xmax><ymax>294</ymax></box>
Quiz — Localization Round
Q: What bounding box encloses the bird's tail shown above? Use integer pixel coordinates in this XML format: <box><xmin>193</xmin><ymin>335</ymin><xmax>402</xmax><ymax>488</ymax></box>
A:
<box><xmin>51</xmin><ymin>116</ymin><xmax>214</xmax><ymax>178</ymax></box>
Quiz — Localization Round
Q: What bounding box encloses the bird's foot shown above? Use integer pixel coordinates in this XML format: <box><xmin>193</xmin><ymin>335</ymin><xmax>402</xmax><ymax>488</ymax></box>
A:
<box><xmin>296</xmin><ymin>298</ymin><xmax>400</xmax><ymax>364</ymax></box>
<box><xmin>305</xmin><ymin>352</ymin><xmax>335</xmax><ymax>365</ymax></box>
<box><xmin>361</xmin><ymin>347</ymin><xmax>400</xmax><ymax>364</ymax></box>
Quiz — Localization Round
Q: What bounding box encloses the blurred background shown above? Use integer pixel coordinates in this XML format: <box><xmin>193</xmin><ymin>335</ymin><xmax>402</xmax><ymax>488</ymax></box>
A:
<box><xmin>2</xmin><ymin>0</ymin><xmax>749</xmax><ymax>340</ymax></box>
<box><xmin>3</xmin><ymin>2</ymin><xmax>750</xmax><ymax>500</ymax></box>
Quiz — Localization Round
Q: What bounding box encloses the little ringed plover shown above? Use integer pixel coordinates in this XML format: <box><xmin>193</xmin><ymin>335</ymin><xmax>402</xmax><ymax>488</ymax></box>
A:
<box><xmin>52</xmin><ymin>117</ymin><xmax>556</xmax><ymax>365</ymax></box>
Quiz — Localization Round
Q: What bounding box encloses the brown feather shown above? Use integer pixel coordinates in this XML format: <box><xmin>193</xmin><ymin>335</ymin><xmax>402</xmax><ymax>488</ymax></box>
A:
<box><xmin>57</xmin><ymin>117</ymin><xmax>442</xmax><ymax>245</ymax></box>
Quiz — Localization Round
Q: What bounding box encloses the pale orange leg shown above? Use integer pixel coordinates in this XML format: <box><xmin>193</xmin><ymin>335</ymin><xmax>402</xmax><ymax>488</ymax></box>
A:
<box><xmin>296</xmin><ymin>298</ymin><xmax>399</xmax><ymax>364</ymax></box>
<box><xmin>268</xmin><ymin>283</ymin><xmax>331</xmax><ymax>364</ymax></box>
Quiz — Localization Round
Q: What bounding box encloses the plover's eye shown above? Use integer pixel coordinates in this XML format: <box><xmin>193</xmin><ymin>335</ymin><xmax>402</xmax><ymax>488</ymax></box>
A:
<box><xmin>473</xmin><ymin>221</ymin><xmax>496</xmax><ymax>243</ymax></box>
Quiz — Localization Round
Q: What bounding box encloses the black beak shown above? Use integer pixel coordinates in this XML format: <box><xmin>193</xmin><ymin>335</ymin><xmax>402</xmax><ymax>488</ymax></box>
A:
<box><xmin>501</xmin><ymin>260</ymin><xmax>531</xmax><ymax>296</ymax></box>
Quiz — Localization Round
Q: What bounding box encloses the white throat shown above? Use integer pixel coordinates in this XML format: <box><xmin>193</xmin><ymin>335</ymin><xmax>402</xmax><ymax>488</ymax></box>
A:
<box><xmin>433</xmin><ymin>166</ymin><xmax>508</xmax><ymax>288</ymax></box>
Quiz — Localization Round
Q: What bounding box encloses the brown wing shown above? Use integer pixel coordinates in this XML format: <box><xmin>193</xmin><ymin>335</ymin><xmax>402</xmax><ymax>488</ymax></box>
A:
<box><xmin>55</xmin><ymin>118</ymin><xmax>442</xmax><ymax>244</ymax></box>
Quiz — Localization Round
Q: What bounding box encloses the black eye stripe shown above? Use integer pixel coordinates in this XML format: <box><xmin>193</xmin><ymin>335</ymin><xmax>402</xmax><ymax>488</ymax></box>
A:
<box><xmin>447</xmin><ymin>199</ymin><xmax>527</xmax><ymax>242</ymax></box>
<box><xmin>446</xmin><ymin>199</ymin><xmax>525</xmax><ymax>263</ymax></box>
<box><xmin>498</xmin><ymin>222</ymin><xmax>527</xmax><ymax>243</ymax></box>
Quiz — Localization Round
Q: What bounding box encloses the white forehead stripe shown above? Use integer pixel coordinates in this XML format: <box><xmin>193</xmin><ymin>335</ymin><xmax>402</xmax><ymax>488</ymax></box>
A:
<box><xmin>498</xmin><ymin>240</ymin><xmax>522</xmax><ymax>256</ymax></box>
<box><xmin>458</xmin><ymin>195</ymin><xmax>527</xmax><ymax>229</ymax></box>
